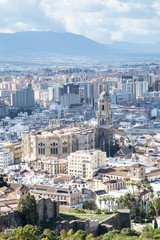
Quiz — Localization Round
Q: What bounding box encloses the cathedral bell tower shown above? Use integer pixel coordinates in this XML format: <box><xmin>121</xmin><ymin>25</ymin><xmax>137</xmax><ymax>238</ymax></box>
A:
<box><xmin>96</xmin><ymin>84</ymin><xmax>113</xmax><ymax>153</ymax></box>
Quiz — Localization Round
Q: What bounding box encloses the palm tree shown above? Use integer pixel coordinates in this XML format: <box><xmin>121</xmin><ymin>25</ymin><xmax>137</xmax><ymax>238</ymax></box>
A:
<box><xmin>150</xmin><ymin>192</ymin><xmax>154</xmax><ymax>201</ymax></box>
<box><xmin>135</xmin><ymin>195</ymin><xmax>141</xmax><ymax>207</ymax></box>
<box><xmin>136</xmin><ymin>181</ymin><xmax>141</xmax><ymax>195</ymax></box>
<box><xmin>105</xmin><ymin>195</ymin><xmax>111</xmax><ymax>211</ymax></box>
<box><xmin>117</xmin><ymin>195</ymin><xmax>124</xmax><ymax>209</ymax></box>
<box><xmin>148</xmin><ymin>185</ymin><xmax>154</xmax><ymax>193</ymax></box>
<box><xmin>153</xmin><ymin>198</ymin><xmax>160</xmax><ymax>217</ymax></box>
<box><xmin>99</xmin><ymin>196</ymin><xmax>103</xmax><ymax>209</ymax></box>
<box><xmin>157</xmin><ymin>191</ymin><xmax>160</xmax><ymax>198</ymax></box>
<box><xmin>102</xmin><ymin>196</ymin><xmax>107</xmax><ymax>209</ymax></box>
<box><xmin>110</xmin><ymin>195</ymin><xmax>115</xmax><ymax>210</ymax></box>
<box><xmin>130</xmin><ymin>181</ymin><xmax>135</xmax><ymax>195</ymax></box>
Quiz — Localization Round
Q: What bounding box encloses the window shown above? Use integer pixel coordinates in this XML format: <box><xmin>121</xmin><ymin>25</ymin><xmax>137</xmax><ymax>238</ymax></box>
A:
<box><xmin>63</xmin><ymin>147</ymin><xmax>67</xmax><ymax>153</ymax></box>
<box><xmin>102</xmin><ymin>105</ymin><xmax>104</xmax><ymax>110</ymax></box>
<box><xmin>51</xmin><ymin>148</ymin><xmax>58</xmax><ymax>154</ymax></box>
<box><xmin>101</xmin><ymin>119</ymin><xmax>105</xmax><ymax>125</ymax></box>
<box><xmin>38</xmin><ymin>148</ymin><xmax>45</xmax><ymax>154</ymax></box>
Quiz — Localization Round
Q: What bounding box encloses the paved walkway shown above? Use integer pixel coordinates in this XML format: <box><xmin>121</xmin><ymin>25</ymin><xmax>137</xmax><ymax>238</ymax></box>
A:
<box><xmin>132</xmin><ymin>222</ymin><xmax>153</xmax><ymax>232</ymax></box>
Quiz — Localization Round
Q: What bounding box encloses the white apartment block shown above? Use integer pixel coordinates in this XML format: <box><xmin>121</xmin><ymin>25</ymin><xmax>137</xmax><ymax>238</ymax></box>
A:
<box><xmin>121</xmin><ymin>79</ymin><xmax>148</xmax><ymax>99</ymax></box>
<box><xmin>67</xmin><ymin>149</ymin><xmax>107</xmax><ymax>179</ymax></box>
<box><xmin>0</xmin><ymin>149</ymin><xmax>13</xmax><ymax>169</ymax></box>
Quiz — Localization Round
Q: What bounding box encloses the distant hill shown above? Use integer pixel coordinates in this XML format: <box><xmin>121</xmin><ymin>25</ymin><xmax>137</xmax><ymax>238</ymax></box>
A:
<box><xmin>0</xmin><ymin>31</ymin><xmax>109</xmax><ymax>57</ymax></box>
<box><xmin>0</xmin><ymin>31</ymin><xmax>159</xmax><ymax>58</ymax></box>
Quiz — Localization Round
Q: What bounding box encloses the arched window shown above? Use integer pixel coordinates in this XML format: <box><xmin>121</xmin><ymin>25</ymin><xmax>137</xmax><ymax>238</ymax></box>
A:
<box><xmin>50</xmin><ymin>142</ymin><xmax>58</xmax><ymax>155</ymax></box>
<box><xmin>38</xmin><ymin>142</ymin><xmax>45</xmax><ymax>155</ymax></box>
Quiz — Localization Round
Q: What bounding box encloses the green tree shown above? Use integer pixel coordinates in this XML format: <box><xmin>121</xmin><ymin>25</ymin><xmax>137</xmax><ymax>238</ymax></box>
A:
<box><xmin>102</xmin><ymin>230</ymin><xmax>120</xmax><ymax>240</ymax></box>
<box><xmin>73</xmin><ymin>230</ymin><xmax>87</xmax><ymax>240</ymax></box>
<box><xmin>41</xmin><ymin>229</ymin><xmax>58</xmax><ymax>240</ymax></box>
<box><xmin>86</xmin><ymin>233</ymin><xmax>94</xmax><ymax>240</ymax></box>
<box><xmin>67</xmin><ymin>229</ymin><xmax>74</xmax><ymax>236</ymax></box>
<box><xmin>154</xmin><ymin>227</ymin><xmax>160</xmax><ymax>236</ymax></box>
<box><xmin>157</xmin><ymin>191</ymin><xmax>160</xmax><ymax>198</ymax></box>
<box><xmin>120</xmin><ymin>228</ymin><xmax>140</xmax><ymax>237</ymax></box>
<box><xmin>148</xmin><ymin>202</ymin><xmax>156</xmax><ymax>217</ymax></box>
<box><xmin>0</xmin><ymin>177</ymin><xmax>7</xmax><ymax>187</ymax></box>
<box><xmin>142</xmin><ymin>225</ymin><xmax>154</xmax><ymax>233</ymax></box>
<box><xmin>154</xmin><ymin>219</ymin><xmax>158</xmax><ymax>229</ymax></box>
<box><xmin>135</xmin><ymin>182</ymin><xmax>141</xmax><ymax>195</ymax></box>
<box><xmin>84</xmin><ymin>199</ymin><xmax>97</xmax><ymax>210</ymax></box>
<box><xmin>150</xmin><ymin>193</ymin><xmax>154</xmax><ymax>201</ymax></box>
<box><xmin>153</xmin><ymin>198</ymin><xmax>160</xmax><ymax>217</ymax></box>
<box><xmin>18</xmin><ymin>192</ymin><xmax>38</xmax><ymax>225</ymax></box>
<box><xmin>13</xmin><ymin>225</ymin><xmax>40</xmax><ymax>240</ymax></box>
<box><xmin>99</xmin><ymin>196</ymin><xmax>103</xmax><ymax>209</ymax></box>
<box><xmin>60</xmin><ymin>230</ymin><xmax>67</xmax><ymax>240</ymax></box>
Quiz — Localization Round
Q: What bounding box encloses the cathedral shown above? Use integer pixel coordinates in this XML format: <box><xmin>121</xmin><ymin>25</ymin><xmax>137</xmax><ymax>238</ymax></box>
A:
<box><xmin>22</xmin><ymin>85</ymin><xmax>113</xmax><ymax>161</ymax></box>
<box><xmin>95</xmin><ymin>85</ymin><xmax>113</xmax><ymax>153</ymax></box>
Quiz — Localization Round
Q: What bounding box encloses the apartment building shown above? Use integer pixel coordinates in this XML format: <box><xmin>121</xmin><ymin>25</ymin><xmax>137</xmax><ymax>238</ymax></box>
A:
<box><xmin>29</xmin><ymin>184</ymin><xmax>83</xmax><ymax>208</ymax></box>
<box><xmin>67</xmin><ymin>149</ymin><xmax>107</xmax><ymax>179</ymax></box>
<box><xmin>0</xmin><ymin>149</ymin><xmax>13</xmax><ymax>169</ymax></box>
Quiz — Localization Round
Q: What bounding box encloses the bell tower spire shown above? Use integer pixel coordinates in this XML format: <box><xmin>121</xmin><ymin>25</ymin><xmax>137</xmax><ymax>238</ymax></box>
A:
<box><xmin>96</xmin><ymin>84</ymin><xmax>113</xmax><ymax>152</ymax></box>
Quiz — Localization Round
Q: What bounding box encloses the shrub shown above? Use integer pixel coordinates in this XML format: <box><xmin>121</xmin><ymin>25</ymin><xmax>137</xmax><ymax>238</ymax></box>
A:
<box><xmin>113</xmin><ymin>209</ymin><xmax>118</xmax><ymax>214</ymax></box>
<box><xmin>94</xmin><ymin>209</ymin><xmax>101</xmax><ymax>214</ymax></box>
<box><xmin>74</xmin><ymin>208</ymin><xmax>85</xmax><ymax>213</ymax></box>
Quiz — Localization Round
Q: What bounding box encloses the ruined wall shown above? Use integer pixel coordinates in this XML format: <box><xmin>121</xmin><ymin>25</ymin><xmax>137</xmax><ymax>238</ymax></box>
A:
<box><xmin>0</xmin><ymin>198</ymin><xmax>59</xmax><ymax>232</ymax></box>
<box><xmin>53</xmin><ymin>219</ymin><xmax>99</xmax><ymax>236</ymax></box>
<box><xmin>37</xmin><ymin>198</ymin><xmax>59</xmax><ymax>223</ymax></box>
<box><xmin>0</xmin><ymin>211</ymin><xmax>24</xmax><ymax>232</ymax></box>
<box><xmin>99</xmin><ymin>210</ymin><xmax>131</xmax><ymax>234</ymax></box>
<box><xmin>53</xmin><ymin>210</ymin><xmax>130</xmax><ymax>236</ymax></box>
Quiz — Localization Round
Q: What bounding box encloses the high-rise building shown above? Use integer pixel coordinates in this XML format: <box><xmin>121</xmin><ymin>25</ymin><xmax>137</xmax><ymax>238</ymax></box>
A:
<box><xmin>11</xmin><ymin>86</ymin><xmax>34</xmax><ymax>109</ymax></box>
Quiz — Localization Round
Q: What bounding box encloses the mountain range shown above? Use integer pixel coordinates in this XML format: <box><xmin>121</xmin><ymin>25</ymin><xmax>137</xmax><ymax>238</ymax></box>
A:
<box><xmin>0</xmin><ymin>31</ymin><xmax>159</xmax><ymax>58</ymax></box>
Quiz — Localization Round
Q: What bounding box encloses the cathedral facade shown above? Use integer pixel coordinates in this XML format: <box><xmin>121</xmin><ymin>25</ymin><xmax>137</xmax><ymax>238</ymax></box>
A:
<box><xmin>22</xmin><ymin>88</ymin><xmax>113</xmax><ymax>162</ymax></box>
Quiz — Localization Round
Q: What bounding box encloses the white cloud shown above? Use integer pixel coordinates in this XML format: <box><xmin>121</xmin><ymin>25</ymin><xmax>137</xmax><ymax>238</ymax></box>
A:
<box><xmin>0</xmin><ymin>0</ymin><xmax>159</xmax><ymax>43</ymax></box>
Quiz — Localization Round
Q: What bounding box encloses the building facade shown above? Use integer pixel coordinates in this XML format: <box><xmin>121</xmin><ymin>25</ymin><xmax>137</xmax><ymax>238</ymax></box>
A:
<box><xmin>130</xmin><ymin>163</ymin><xmax>146</xmax><ymax>181</ymax></box>
<box><xmin>22</xmin><ymin>126</ymin><xmax>95</xmax><ymax>161</ymax></box>
<box><xmin>30</xmin><ymin>184</ymin><xmax>83</xmax><ymax>208</ymax></box>
<box><xmin>0</xmin><ymin>141</ymin><xmax>22</xmax><ymax>164</ymax></box>
<box><xmin>67</xmin><ymin>149</ymin><xmax>107</xmax><ymax>179</ymax></box>
<box><xmin>32</xmin><ymin>157</ymin><xmax>66</xmax><ymax>176</ymax></box>
<box><xmin>11</xmin><ymin>86</ymin><xmax>34</xmax><ymax>109</ymax></box>
<box><xmin>22</xmin><ymin>87</ymin><xmax>113</xmax><ymax>162</ymax></box>
<box><xmin>0</xmin><ymin>149</ymin><xmax>13</xmax><ymax>169</ymax></box>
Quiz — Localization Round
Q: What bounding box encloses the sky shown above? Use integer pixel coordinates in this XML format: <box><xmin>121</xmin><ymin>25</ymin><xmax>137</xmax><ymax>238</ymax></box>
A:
<box><xmin>0</xmin><ymin>0</ymin><xmax>160</xmax><ymax>44</ymax></box>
